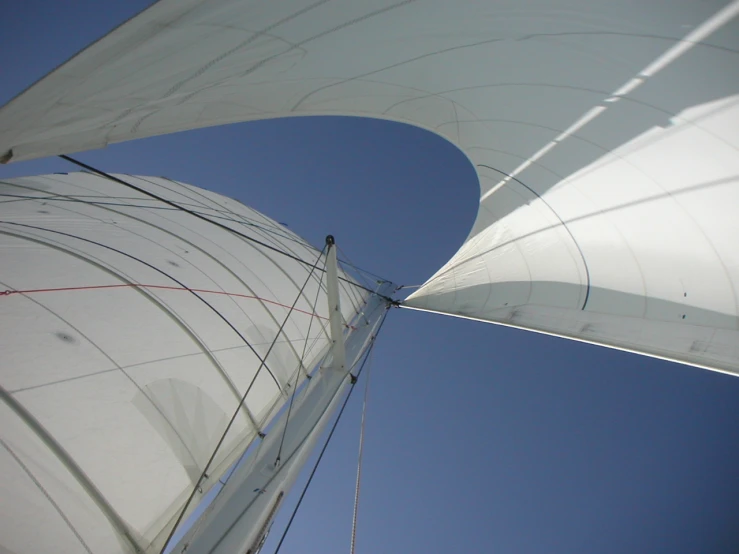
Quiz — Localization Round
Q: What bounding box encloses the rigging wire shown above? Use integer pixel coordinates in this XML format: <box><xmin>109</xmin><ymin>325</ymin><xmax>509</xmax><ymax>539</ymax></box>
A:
<box><xmin>350</xmin><ymin>343</ymin><xmax>375</xmax><ymax>554</ymax></box>
<box><xmin>274</xmin><ymin>253</ymin><xmax>328</xmax><ymax>467</ymax></box>
<box><xmin>58</xmin><ymin>155</ymin><xmax>394</xmax><ymax>302</ymax></box>
<box><xmin>336</xmin><ymin>243</ymin><xmax>374</xmax><ymax>322</ymax></box>
<box><xmin>159</xmin><ymin>244</ymin><xmax>328</xmax><ymax>554</ymax></box>
<box><xmin>395</xmin><ymin>284</ymin><xmax>423</xmax><ymax>290</ymax></box>
<box><xmin>271</xmin><ymin>308</ymin><xmax>389</xmax><ymax>554</ymax></box>
<box><xmin>337</xmin><ymin>243</ymin><xmax>377</xmax><ymax>292</ymax></box>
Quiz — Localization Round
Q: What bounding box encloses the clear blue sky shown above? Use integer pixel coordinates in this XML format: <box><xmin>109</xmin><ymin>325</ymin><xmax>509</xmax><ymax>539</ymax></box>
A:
<box><xmin>2</xmin><ymin>2</ymin><xmax>739</xmax><ymax>553</ymax></box>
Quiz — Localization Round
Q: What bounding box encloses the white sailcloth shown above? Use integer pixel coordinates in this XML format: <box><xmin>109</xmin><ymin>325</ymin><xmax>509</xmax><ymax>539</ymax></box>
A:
<box><xmin>0</xmin><ymin>172</ymin><xmax>368</xmax><ymax>553</ymax></box>
<box><xmin>1</xmin><ymin>0</ymin><xmax>737</xmax><ymax>374</ymax></box>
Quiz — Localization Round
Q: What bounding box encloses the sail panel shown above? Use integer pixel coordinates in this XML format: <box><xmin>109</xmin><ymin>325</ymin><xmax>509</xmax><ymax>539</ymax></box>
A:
<box><xmin>0</xmin><ymin>172</ymin><xmax>366</xmax><ymax>553</ymax></box>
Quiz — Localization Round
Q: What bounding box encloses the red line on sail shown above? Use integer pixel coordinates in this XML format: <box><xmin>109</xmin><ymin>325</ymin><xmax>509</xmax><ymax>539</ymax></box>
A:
<box><xmin>0</xmin><ymin>283</ymin><xmax>345</xmax><ymax>324</ymax></box>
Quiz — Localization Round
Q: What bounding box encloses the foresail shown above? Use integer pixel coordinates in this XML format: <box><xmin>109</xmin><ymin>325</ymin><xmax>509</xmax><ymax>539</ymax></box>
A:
<box><xmin>405</xmin><ymin>93</ymin><xmax>739</xmax><ymax>374</ymax></box>
<box><xmin>0</xmin><ymin>172</ymin><xmax>367</xmax><ymax>554</ymax></box>
<box><xmin>0</xmin><ymin>0</ymin><xmax>737</xmax><ymax>376</ymax></box>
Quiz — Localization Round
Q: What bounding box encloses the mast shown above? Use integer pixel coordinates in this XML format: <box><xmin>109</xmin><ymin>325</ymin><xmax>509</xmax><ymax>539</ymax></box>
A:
<box><xmin>170</xmin><ymin>237</ymin><xmax>392</xmax><ymax>554</ymax></box>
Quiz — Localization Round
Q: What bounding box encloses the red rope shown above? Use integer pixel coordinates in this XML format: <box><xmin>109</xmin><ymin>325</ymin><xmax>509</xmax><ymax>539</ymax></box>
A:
<box><xmin>0</xmin><ymin>283</ymin><xmax>350</xmax><ymax>325</ymax></box>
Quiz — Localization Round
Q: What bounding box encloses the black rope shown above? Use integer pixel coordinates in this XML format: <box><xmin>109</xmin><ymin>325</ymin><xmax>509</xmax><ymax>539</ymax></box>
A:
<box><xmin>271</xmin><ymin>308</ymin><xmax>389</xmax><ymax>554</ymax></box>
<box><xmin>159</xmin><ymin>244</ymin><xmax>328</xmax><ymax>554</ymax></box>
<box><xmin>58</xmin><ymin>155</ymin><xmax>394</xmax><ymax>302</ymax></box>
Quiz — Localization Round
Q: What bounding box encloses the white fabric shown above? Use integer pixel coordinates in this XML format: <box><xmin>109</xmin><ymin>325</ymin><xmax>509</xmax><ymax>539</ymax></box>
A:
<box><xmin>0</xmin><ymin>172</ymin><xmax>365</xmax><ymax>553</ymax></box>
<box><xmin>0</xmin><ymin>1</ymin><xmax>736</xmax><ymax>376</ymax></box>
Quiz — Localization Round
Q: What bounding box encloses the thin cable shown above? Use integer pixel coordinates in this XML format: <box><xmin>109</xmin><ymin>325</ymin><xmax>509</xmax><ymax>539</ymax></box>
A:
<box><xmin>271</xmin><ymin>309</ymin><xmax>389</xmax><ymax>554</ymax></box>
<box><xmin>350</xmin><ymin>344</ymin><xmax>375</xmax><ymax>554</ymax></box>
<box><xmin>59</xmin><ymin>155</ymin><xmax>394</xmax><ymax>302</ymax></box>
<box><xmin>159</xmin><ymin>245</ymin><xmax>327</xmax><ymax>554</ymax></box>
<box><xmin>337</xmin><ymin>243</ymin><xmax>376</xmax><ymax>292</ymax></box>
<box><xmin>274</xmin><ymin>254</ymin><xmax>327</xmax><ymax>466</ymax></box>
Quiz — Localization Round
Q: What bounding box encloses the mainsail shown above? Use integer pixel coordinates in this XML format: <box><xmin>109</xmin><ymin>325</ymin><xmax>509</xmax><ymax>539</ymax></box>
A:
<box><xmin>0</xmin><ymin>171</ymin><xmax>376</xmax><ymax>553</ymax></box>
<box><xmin>1</xmin><ymin>0</ymin><xmax>737</xmax><ymax>374</ymax></box>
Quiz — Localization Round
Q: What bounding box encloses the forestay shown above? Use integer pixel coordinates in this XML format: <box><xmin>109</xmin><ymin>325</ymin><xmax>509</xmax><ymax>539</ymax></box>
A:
<box><xmin>0</xmin><ymin>172</ymin><xmax>368</xmax><ymax>553</ymax></box>
<box><xmin>0</xmin><ymin>0</ymin><xmax>737</xmax><ymax>374</ymax></box>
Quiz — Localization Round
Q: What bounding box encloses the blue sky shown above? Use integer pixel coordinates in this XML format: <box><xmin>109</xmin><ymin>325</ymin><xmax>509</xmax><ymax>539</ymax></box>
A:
<box><xmin>2</xmin><ymin>2</ymin><xmax>739</xmax><ymax>553</ymax></box>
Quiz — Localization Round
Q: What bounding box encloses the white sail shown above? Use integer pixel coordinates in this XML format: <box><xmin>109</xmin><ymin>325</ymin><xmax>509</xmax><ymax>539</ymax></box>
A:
<box><xmin>1</xmin><ymin>0</ymin><xmax>737</xmax><ymax>374</ymax></box>
<box><xmin>405</xmin><ymin>93</ymin><xmax>739</xmax><ymax>374</ymax></box>
<box><xmin>0</xmin><ymin>172</ymin><xmax>369</xmax><ymax>553</ymax></box>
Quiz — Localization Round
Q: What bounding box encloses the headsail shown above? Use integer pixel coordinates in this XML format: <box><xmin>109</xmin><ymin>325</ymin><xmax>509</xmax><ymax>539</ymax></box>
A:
<box><xmin>0</xmin><ymin>172</ymin><xmax>370</xmax><ymax>553</ymax></box>
<box><xmin>1</xmin><ymin>0</ymin><xmax>737</xmax><ymax>374</ymax></box>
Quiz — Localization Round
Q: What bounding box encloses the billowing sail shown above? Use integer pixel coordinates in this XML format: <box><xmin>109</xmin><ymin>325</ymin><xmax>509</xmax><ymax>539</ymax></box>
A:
<box><xmin>0</xmin><ymin>172</ymin><xmax>369</xmax><ymax>553</ymax></box>
<box><xmin>0</xmin><ymin>0</ymin><xmax>737</xmax><ymax>378</ymax></box>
